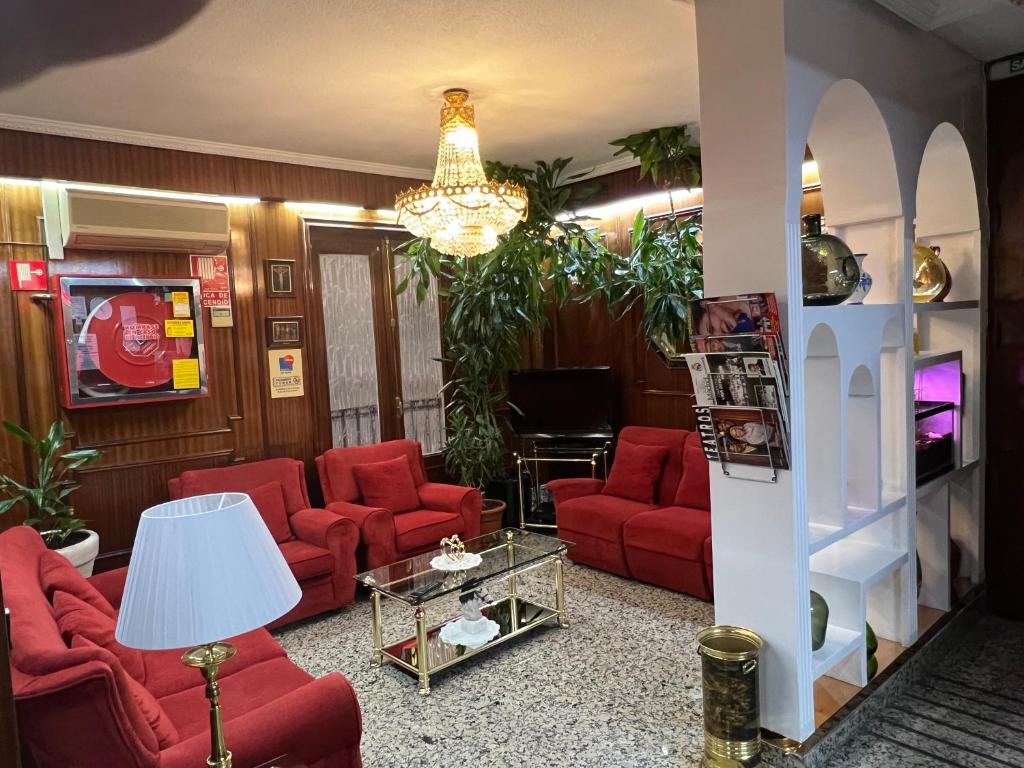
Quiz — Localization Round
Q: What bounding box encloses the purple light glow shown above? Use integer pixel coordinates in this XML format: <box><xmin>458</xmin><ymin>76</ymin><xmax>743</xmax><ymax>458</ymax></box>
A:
<box><xmin>915</xmin><ymin>360</ymin><xmax>962</xmax><ymax>405</ymax></box>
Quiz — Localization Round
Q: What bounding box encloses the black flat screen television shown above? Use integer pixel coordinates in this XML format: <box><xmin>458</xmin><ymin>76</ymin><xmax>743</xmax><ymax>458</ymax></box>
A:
<box><xmin>507</xmin><ymin>367</ymin><xmax>613</xmax><ymax>435</ymax></box>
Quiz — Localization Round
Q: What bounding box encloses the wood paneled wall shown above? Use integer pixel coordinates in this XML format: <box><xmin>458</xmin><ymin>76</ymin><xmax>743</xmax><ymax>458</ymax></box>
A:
<box><xmin>0</xmin><ymin>129</ymin><xmax>419</xmax><ymax>571</ymax></box>
<box><xmin>984</xmin><ymin>71</ymin><xmax>1024</xmax><ymax>620</ymax></box>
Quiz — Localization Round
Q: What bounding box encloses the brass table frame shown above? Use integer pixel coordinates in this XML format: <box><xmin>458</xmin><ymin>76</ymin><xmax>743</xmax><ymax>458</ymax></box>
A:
<box><xmin>515</xmin><ymin>441</ymin><xmax>610</xmax><ymax>531</ymax></box>
<box><xmin>366</xmin><ymin>531</ymin><xmax>569</xmax><ymax>695</ymax></box>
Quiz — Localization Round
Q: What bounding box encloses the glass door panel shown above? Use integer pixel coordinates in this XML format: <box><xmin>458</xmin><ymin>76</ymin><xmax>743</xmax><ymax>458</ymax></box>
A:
<box><xmin>319</xmin><ymin>252</ymin><xmax>381</xmax><ymax>447</ymax></box>
<box><xmin>394</xmin><ymin>259</ymin><xmax>446</xmax><ymax>455</ymax></box>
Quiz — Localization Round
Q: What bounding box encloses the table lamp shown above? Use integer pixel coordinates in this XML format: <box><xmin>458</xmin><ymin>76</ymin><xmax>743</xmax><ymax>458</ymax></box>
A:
<box><xmin>115</xmin><ymin>492</ymin><xmax>301</xmax><ymax>768</ymax></box>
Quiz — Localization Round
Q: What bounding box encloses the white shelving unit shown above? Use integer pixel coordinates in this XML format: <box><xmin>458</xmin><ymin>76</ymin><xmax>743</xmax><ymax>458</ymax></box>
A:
<box><xmin>696</xmin><ymin>0</ymin><xmax>986</xmax><ymax>743</ymax></box>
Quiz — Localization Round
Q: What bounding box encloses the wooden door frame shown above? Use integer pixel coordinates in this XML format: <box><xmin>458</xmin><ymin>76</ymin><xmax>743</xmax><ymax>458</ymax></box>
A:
<box><xmin>302</xmin><ymin>223</ymin><xmax>447</xmax><ymax>472</ymax></box>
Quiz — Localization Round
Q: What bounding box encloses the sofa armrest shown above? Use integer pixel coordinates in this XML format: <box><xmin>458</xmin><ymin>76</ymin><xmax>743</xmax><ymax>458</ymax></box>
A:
<box><xmin>546</xmin><ymin>478</ymin><xmax>606</xmax><ymax>505</ymax></box>
<box><xmin>291</xmin><ymin>507</ymin><xmax>358</xmax><ymax>551</ymax></box>
<box><xmin>88</xmin><ymin>567</ymin><xmax>129</xmax><ymax>610</ymax></box>
<box><xmin>417</xmin><ymin>482</ymin><xmax>482</xmax><ymax>539</ymax></box>
<box><xmin>291</xmin><ymin>508</ymin><xmax>360</xmax><ymax>606</ymax></box>
<box><xmin>326</xmin><ymin>500</ymin><xmax>397</xmax><ymax>570</ymax></box>
<box><xmin>159</xmin><ymin>672</ymin><xmax>361</xmax><ymax>768</ymax></box>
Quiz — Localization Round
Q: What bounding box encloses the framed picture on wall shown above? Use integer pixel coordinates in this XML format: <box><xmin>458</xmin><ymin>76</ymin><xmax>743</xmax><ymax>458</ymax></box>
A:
<box><xmin>266</xmin><ymin>316</ymin><xmax>304</xmax><ymax>348</ymax></box>
<box><xmin>51</xmin><ymin>276</ymin><xmax>210</xmax><ymax>408</ymax></box>
<box><xmin>265</xmin><ymin>259</ymin><xmax>296</xmax><ymax>297</ymax></box>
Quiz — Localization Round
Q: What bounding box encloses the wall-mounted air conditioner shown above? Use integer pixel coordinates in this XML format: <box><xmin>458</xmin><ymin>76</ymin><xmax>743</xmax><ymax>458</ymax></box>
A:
<box><xmin>54</xmin><ymin>189</ymin><xmax>230</xmax><ymax>254</ymax></box>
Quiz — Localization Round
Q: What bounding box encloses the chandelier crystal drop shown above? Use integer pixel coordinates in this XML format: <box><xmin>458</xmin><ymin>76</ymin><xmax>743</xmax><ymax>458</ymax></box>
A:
<box><xmin>396</xmin><ymin>89</ymin><xmax>528</xmax><ymax>258</ymax></box>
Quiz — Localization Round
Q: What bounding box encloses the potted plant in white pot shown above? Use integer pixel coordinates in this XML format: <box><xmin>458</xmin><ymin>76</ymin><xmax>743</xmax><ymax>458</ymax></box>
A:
<box><xmin>0</xmin><ymin>419</ymin><xmax>101</xmax><ymax>575</ymax></box>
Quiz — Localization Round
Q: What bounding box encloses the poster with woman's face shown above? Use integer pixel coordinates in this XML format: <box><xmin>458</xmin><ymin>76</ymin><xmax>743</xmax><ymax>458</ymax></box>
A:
<box><xmin>689</xmin><ymin>294</ymin><xmax>780</xmax><ymax>337</ymax></box>
<box><xmin>709</xmin><ymin>406</ymin><xmax>789</xmax><ymax>469</ymax></box>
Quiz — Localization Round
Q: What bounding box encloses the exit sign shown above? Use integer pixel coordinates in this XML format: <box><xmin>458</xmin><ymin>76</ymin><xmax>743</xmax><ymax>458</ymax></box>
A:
<box><xmin>990</xmin><ymin>54</ymin><xmax>1024</xmax><ymax>81</ymax></box>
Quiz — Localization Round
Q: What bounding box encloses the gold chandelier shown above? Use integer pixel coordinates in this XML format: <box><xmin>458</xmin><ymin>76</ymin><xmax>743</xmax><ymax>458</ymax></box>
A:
<box><xmin>396</xmin><ymin>89</ymin><xmax>528</xmax><ymax>258</ymax></box>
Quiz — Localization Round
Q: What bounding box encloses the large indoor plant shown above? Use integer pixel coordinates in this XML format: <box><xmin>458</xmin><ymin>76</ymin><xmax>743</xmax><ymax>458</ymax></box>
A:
<box><xmin>609</xmin><ymin>124</ymin><xmax>704</xmax><ymax>361</ymax></box>
<box><xmin>398</xmin><ymin>158</ymin><xmax>613</xmax><ymax>507</ymax></box>
<box><xmin>0</xmin><ymin>419</ymin><xmax>101</xmax><ymax>575</ymax></box>
<box><xmin>398</xmin><ymin>144</ymin><xmax>705</xmax><ymax>513</ymax></box>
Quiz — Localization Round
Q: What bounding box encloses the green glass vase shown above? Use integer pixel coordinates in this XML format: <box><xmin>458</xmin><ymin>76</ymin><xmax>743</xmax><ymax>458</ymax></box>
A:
<box><xmin>810</xmin><ymin>590</ymin><xmax>829</xmax><ymax>651</ymax></box>
<box><xmin>801</xmin><ymin>214</ymin><xmax>860</xmax><ymax>306</ymax></box>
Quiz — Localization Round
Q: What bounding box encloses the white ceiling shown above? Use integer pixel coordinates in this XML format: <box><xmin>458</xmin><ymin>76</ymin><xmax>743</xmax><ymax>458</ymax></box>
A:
<box><xmin>873</xmin><ymin>0</ymin><xmax>1024</xmax><ymax>61</ymax></box>
<box><xmin>0</xmin><ymin>0</ymin><xmax>700</xmax><ymax>180</ymax></box>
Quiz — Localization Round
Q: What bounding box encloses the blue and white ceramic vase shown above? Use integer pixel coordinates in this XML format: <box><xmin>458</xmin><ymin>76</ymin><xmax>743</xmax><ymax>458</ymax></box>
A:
<box><xmin>847</xmin><ymin>253</ymin><xmax>872</xmax><ymax>304</ymax></box>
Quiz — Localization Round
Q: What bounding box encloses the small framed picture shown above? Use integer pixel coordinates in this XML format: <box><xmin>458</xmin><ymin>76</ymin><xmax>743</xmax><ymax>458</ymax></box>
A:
<box><xmin>266</xmin><ymin>316</ymin><xmax>304</xmax><ymax>348</ymax></box>
<box><xmin>265</xmin><ymin>259</ymin><xmax>296</xmax><ymax>297</ymax></box>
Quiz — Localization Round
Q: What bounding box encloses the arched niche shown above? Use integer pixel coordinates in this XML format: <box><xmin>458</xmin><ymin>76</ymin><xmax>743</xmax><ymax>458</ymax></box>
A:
<box><xmin>805</xmin><ymin>323</ymin><xmax>843</xmax><ymax>532</ymax></box>
<box><xmin>804</xmin><ymin>79</ymin><xmax>903</xmax><ymax>304</ymax></box>
<box><xmin>915</xmin><ymin>123</ymin><xmax>981</xmax><ymax>303</ymax></box>
<box><xmin>847</xmin><ymin>365</ymin><xmax>881</xmax><ymax>512</ymax></box>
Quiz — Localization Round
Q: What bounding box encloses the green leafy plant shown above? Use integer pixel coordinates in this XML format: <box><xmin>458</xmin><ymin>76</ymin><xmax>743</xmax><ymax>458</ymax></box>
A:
<box><xmin>610</xmin><ymin>124</ymin><xmax>702</xmax><ymax>191</ymax></box>
<box><xmin>398</xmin><ymin>152</ymin><xmax>704</xmax><ymax>490</ymax></box>
<box><xmin>0</xmin><ymin>420</ymin><xmax>100</xmax><ymax>546</ymax></box>
<box><xmin>612</xmin><ymin>210</ymin><xmax>703</xmax><ymax>348</ymax></box>
<box><xmin>397</xmin><ymin>158</ymin><xmax>613</xmax><ymax>489</ymax></box>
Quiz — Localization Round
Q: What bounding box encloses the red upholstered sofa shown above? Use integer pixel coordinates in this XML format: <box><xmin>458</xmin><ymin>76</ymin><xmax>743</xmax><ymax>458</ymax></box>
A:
<box><xmin>1</xmin><ymin>526</ymin><xmax>362</xmax><ymax>768</ymax></box>
<box><xmin>316</xmin><ymin>439</ymin><xmax>482</xmax><ymax>571</ymax></box>
<box><xmin>548</xmin><ymin>426</ymin><xmax>713</xmax><ymax>600</ymax></box>
<box><xmin>169</xmin><ymin>458</ymin><xmax>359</xmax><ymax>627</ymax></box>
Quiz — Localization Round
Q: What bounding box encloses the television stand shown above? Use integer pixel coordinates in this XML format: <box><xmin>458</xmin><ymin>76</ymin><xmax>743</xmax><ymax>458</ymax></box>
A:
<box><xmin>513</xmin><ymin>432</ymin><xmax>612</xmax><ymax>532</ymax></box>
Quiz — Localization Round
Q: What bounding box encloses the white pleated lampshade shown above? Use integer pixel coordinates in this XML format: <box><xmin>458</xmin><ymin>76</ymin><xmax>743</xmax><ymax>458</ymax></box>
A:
<box><xmin>115</xmin><ymin>492</ymin><xmax>301</xmax><ymax>650</ymax></box>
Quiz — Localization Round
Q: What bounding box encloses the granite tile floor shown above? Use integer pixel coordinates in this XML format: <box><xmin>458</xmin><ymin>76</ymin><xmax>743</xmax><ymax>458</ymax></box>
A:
<box><xmin>830</xmin><ymin>613</ymin><xmax>1024</xmax><ymax>768</ymax></box>
<box><xmin>275</xmin><ymin>560</ymin><xmax>716</xmax><ymax>768</ymax></box>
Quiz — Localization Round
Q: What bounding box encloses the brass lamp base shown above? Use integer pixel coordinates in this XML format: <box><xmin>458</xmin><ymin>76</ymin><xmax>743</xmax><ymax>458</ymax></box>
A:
<box><xmin>182</xmin><ymin>642</ymin><xmax>238</xmax><ymax>768</ymax></box>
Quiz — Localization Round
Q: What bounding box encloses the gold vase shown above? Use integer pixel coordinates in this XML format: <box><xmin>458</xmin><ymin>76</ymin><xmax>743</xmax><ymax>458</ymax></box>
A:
<box><xmin>912</xmin><ymin>242</ymin><xmax>947</xmax><ymax>303</ymax></box>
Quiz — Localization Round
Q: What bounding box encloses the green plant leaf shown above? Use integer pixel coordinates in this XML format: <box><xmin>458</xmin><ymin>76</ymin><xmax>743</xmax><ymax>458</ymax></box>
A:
<box><xmin>2</xmin><ymin>420</ymin><xmax>38</xmax><ymax>447</ymax></box>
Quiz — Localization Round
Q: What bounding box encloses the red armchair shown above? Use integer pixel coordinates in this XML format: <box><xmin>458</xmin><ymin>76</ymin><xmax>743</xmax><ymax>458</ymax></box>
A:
<box><xmin>316</xmin><ymin>439</ymin><xmax>482</xmax><ymax>570</ymax></box>
<box><xmin>2</xmin><ymin>526</ymin><xmax>362</xmax><ymax>768</ymax></box>
<box><xmin>169</xmin><ymin>458</ymin><xmax>359</xmax><ymax>627</ymax></box>
<box><xmin>548</xmin><ymin>426</ymin><xmax>713</xmax><ymax>600</ymax></box>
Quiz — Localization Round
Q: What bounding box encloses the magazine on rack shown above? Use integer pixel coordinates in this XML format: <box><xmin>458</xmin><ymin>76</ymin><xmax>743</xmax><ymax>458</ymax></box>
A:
<box><xmin>689</xmin><ymin>293</ymin><xmax>789</xmax><ymax>392</ymax></box>
<box><xmin>685</xmin><ymin>351</ymin><xmax>790</xmax><ymax>430</ymax></box>
<box><xmin>693</xmin><ymin>405</ymin><xmax>790</xmax><ymax>470</ymax></box>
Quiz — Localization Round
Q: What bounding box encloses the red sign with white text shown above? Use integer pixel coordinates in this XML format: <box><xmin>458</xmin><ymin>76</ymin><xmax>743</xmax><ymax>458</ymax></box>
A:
<box><xmin>189</xmin><ymin>254</ymin><xmax>231</xmax><ymax>307</ymax></box>
<box><xmin>8</xmin><ymin>260</ymin><xmax>47</xmax><ymax>291</ymax></box>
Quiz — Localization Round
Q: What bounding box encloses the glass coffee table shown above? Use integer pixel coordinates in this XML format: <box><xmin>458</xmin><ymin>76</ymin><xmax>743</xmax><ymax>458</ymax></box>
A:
<box><xmin>354</xmin><ymin>528</ymin><xmax>573</xmax><ymax>695</ymax></box>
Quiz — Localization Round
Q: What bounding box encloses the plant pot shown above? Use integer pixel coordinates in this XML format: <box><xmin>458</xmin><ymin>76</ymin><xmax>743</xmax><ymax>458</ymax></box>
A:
<box><xmin>49</xmin><ymin>529</ymin><xmax>100</xmax><ymax>577</ymax></box>
<box><xmin>480</xmin><ymin>498</ymin><xmax>507</xmax><ymax>536</ymax></box>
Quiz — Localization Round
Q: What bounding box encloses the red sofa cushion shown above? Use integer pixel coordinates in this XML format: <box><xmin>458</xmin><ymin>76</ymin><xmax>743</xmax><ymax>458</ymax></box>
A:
<box><xmin>175</xmin><ymin>458</ymin><xmax>309</xmax><ymax>513</ymax></box>
<box><xmin>674</xmin><ymin>432</ymin><xmax>711</xmax><ymax>510</ymax></box>
<box><xmin>622</xmin><ymin>506</ymin><xmax>711</xmax><ymax>561</ymax></box>
<box><xmin>618</xmin><ymin>426</ymin><xmax>693</xmax><ymax>506</ymax></box>
<box><xmin>278</xmin><ymin>539</ymin><xmax>335</xmax><ymax>581</ymax></box>
<box><xmin>602</xmin><ymin>440</ymin><xmax>668</xmax><ymax>503</ymax></box>
<box><xmin>140</xmin><ymin>628</ymin><xmax>287</xmax><ymax>699</ymax></box>
<box><xmin>557</xmin><ymin>494</ymin><xmax>655</xmax><ymax>541</ymax></box>
<box><xmin>39</xmin><ymin>550</ymin><xmax>117</xmax><ymax>620</ymax></box>
<box><xmin>52</xmin><ymin>590</ymin><xmax>146</xmax><ymax>683</ymax></box>
<box><xmin>394</xmin><ymin>509</ymin><xmax>463</xmax><ymax>552</ymax></box>
<box><xmin>318</xmin><ymin>439</ymin><xmax>427</xmax><ymax>504</ymax></box>
<box><xmin>66</xmin><ymin>635</ymin><xmax>161</xmax><ymax>754</ymax></box>
<box><xmin>72</xmin><ymin>635</ymin><xmax>179</xmax><ymax>749</ymax></box>
<box><xmin>156</xmin><ymin>657</ymin><xmax>316</xmax><ymax>740</ymax></box>
<box><xmin>352</xmin><ymin>455</ymin><xmax>421</xmax><ymax>512</ymax></box>
<box><xmin>248</xmin><ymin>480</ymin><xmax>293</xmax><ymax>544</ymax></box>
